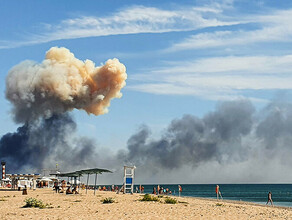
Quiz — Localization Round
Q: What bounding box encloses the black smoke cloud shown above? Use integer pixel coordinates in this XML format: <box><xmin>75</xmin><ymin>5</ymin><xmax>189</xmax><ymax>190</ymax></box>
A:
<box><xmin>0</xmin><ymin>114</ymin><xmax>99</xmax><ymax>173</ymax></box>
<box><xmin>118</xmin><ymin>99</ymin><xmax>292</xmax><ymax>183</ymax></box>
<box><xmin>1</xmin><ymin>99</ymin><xmax>292</xmax><ymax>183</ymax></box>
<box><xmin>123</xmin><ymin>99</ymin><xmax>255</xmax><ymax>169</ymax></box>
<box><xmin>256</xmin><ymin>102</ymin><xmax>292</xmax><ymax>150</ymax></box>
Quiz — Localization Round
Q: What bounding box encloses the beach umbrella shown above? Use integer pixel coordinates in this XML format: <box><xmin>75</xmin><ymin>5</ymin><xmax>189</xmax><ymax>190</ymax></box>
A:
<box><xmin>41</xmin><ymin>177</ymin><xmax>53</xmax><ymax>182</ymax></box>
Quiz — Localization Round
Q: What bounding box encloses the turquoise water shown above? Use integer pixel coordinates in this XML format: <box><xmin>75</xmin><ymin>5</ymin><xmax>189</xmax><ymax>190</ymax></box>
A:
<box><xmin>131</xmin><ymin>184</ymin><xmax>292</xmax><ymax>207</ymax></box>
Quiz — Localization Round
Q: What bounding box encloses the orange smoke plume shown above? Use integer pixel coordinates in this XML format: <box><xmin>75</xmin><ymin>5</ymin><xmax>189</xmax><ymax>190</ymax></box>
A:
<box><xmin>6</xmin><ymin>47</ymin><xmax>127</xmax><ymax>122</ymax></box>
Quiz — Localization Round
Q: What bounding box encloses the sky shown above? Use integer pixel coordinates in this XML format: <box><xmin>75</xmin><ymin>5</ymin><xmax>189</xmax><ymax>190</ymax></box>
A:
<box><xmin>1</xmin><ymin>0</ymin><xmax>292</xmax><ymax>184</ymax></box>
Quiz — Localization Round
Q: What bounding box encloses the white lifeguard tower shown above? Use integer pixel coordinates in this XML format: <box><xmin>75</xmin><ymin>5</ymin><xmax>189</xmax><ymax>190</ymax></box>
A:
<box><xmin>123</xmin><ymin>166</ymin><xmax>136</xmax><ymax>194</ymax></box>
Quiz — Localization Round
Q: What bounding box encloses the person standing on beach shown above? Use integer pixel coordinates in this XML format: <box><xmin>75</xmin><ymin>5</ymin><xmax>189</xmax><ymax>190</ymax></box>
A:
<box><xmin>152</xmin><ymin>187</ymin><xmax>156</xmax><ymax>195</ymax></box>
<box><xmin>216</xmin><ymin>185</ymin><xmax>220</xmax><ymax>200</ymax></box>
<box><xmin>266</xmin><ymin>192</ymin><xmax>273</xmax><ymax>206</ymax></box>
<box><xmin>33</xmin><ymin>179</ymin><xmax>36</xmax><ymax>191</ymax></box>
<box><xmin>178</xmin><ymin>185</ymin><xmax>182</xmax><ymax>197</ymax></box>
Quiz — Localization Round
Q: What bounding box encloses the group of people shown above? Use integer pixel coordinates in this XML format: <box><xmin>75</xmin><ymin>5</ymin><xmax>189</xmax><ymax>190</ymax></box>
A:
<box><xmin>53</xmin><ymin>180</ymin><xmax>79</xmax><ymax>194</ymax></box>
<box><xmin>152</xmin><ymin>186</ymin><xmax>172</xmax><ymax>195</ymax></box>
<box><xmin>151</xmin><ymin>185</ymin><xmax>182</xmax><ymax>195</ymax></box>
<box><xmin>99</xmin><ymin>185</ymin><xmax>118</xmax><ymax>192</ymax></box>
<box><xmin>134</xmin><ymin>185</ymin><xmax>145</xmax><ymax>193</ymax></box>
<box><xmin>65</xmin><ymin>185</ymin><xmax>79</xmax><ymax>194</ymax></box>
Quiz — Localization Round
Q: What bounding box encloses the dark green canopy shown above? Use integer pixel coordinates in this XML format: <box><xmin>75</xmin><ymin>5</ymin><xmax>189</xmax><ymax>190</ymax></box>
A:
<box><xmin>58</xmin><ymin>172</ymin><xmax>80</xmax><ymax>177</ymax></box>
<box><xmin>58</xmin><ymin>168</ymin><xmax>112</xmax><ymax>177</ymax></box>
<box><xmin>78</xmin><ymin>168</ymin><xmax>112</xmax><ymax>175</ymax></box>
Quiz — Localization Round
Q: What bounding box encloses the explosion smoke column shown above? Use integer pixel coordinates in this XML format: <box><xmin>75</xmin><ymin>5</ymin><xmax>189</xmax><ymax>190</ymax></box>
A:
<box><xmin>0</xmin><ymin>47</ymin><xmax>127</xmax><ymax>173</ymax></box>
<box><xmin>6</xmin><ymin>47</ymin><xmax>127</xmax><ymax>123</ymax></box>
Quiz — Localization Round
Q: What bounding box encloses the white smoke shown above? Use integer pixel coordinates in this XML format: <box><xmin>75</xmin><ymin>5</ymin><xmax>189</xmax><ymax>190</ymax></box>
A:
<box><xmin>6</xmin><ymin>47</ymin><xmax>127</xmax><ymax>123</ymax></box>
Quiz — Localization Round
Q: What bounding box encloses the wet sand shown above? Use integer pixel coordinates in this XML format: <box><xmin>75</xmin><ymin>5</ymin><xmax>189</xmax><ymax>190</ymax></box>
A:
<box><xmin>0</xmin><ymin>188</ymin><xmax>291</xmax><ymax>219</ymax></box>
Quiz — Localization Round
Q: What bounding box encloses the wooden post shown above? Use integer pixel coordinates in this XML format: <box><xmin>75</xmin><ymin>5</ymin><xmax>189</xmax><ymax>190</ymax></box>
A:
<box><xmin>94</xmin><ymin>173</ymin><xmax>98</xmax><ymax>195</ymax></box>
<box><xmin>78</xmin><ymin>175</ymin><xmax>80</xmax><ymax>193</ymax></box>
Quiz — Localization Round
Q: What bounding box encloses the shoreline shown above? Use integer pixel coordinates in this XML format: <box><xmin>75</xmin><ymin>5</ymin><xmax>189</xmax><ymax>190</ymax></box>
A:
<box><xmin>187</xmin><ymin>196</ymin><xmax>292</xmax><ymax>210</ymax></box>
<box><xmin>132</xmin><ymin>192</ymin><xmax>292</xmax><ymax>209</ymax></box>
<box><xmin>0</xmin><ymin>188</ymin><xmax>291</xmax><ymax>219</ymax></box>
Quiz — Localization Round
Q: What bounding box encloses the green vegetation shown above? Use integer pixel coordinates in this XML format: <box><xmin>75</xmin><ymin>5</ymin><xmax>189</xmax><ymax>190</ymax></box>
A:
<box><xmin>23</xmin><ymin>197</ymin><xmax>51</xmax><ymax>209</ymax></box>
<box><xmin>216</xmin><ymin>203</ymin><xmax>223</xmax><ymax>206</ymax></box>
<box><xmin>141</xmin><ymin>194</ymin><xmax>159</xmax><ymax>202</ymax></box>
<box><xmin>164</xmin><ymin>197</ymin><xmax>177</xmax><ymax>204</ymax></box>
<box><xmin>101</xmin><ymin>197</ymin><xmax>115</xmax><ymax>203</ymax></box>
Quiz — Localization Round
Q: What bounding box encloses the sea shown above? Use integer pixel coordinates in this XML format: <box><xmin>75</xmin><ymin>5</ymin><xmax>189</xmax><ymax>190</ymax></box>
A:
<box><xmin>116</xmin><ymin>184</ymin><xmax>292</xmax><ymax>207</ymax></box>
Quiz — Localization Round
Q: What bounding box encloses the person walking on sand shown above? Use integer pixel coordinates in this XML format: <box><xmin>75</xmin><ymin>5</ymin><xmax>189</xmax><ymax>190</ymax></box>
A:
<box><xmin>266</xmin><ymin>192</ymin><xmax>274</xmax><ymax>206</ymax></box>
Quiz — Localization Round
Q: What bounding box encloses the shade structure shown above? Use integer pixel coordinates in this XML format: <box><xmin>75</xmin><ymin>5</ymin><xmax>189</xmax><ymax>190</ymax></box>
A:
<box><xmin>58</xmin><ymin>168</ymin><xmax>112</xmax><ymax>177</ymax></box>
<box><xmin>58</xmin><ymin>172</ymin><xmax>81</xmax><ymax>178</ymax></box>
<box><xmin>78</xmin><ymin>168</ymin><xmax>112</xmax><ymax>195</ymax></box>
<box><xmin>77</xmin><ymin>168</ymin><xmax>112</xmax><ymax>175</ymax></box>
<box><xmin>57</xmin><ymin>168</ymin><xmax>112</xmax><ymax>195</ymax></box>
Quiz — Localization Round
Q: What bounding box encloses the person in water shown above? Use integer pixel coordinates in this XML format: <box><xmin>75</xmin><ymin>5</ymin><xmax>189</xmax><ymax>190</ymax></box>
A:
<box><xmin>266</xmin><ymin>192</ymin><xmax>273</xmax><ymax>206</ymax></box>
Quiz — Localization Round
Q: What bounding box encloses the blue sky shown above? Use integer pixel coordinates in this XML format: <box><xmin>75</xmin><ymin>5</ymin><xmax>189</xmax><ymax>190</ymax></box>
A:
<box><xmin>1</xmin><ymin>0</ymin><xmax>292</xmax><ymax>160</ymax></box>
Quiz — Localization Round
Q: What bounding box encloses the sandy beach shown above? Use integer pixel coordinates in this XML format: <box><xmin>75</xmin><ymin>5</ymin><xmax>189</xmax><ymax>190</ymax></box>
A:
<box><xmin>0</xmin><ymin>188</ymin><xmax>291</xmax><ymax>220</ymax></box>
